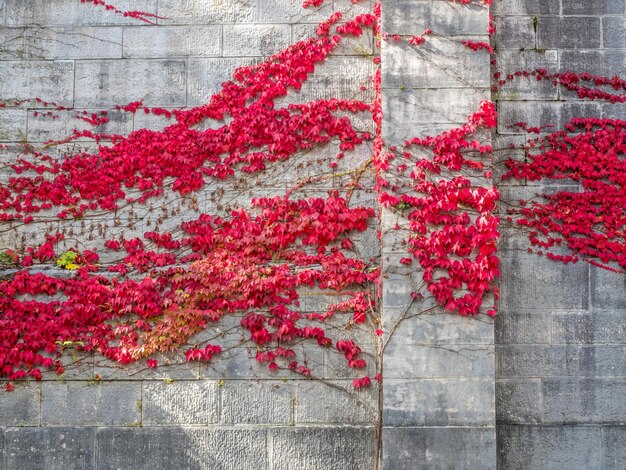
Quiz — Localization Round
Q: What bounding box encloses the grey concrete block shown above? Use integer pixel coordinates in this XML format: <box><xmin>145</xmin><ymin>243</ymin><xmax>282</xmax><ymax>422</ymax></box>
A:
<box><xmin>495</xmin><ymin>16</ymin><xmax>536</xmax><ymax>50</ymax></box>
<box><xmin>603</xmin><ymin>17</ymin><xmax>626</xmax><ymax>49</ymax></box>
<box><xmin>41</xmin><ymin>381</ymin><xmax>141</xmax><ymax>425</ymax></box>
<box><xmin>23</xmin><ymin>26</ymin><xmax>123</xmax><ymax>59</ymax></box>
<box><xmin>383</xmin><ymin>0</ymin><xmax>489</xmax><ymax>36</ymax></box>
<box><xmin>27</xmin><ymin>108</ymin><xmax>133</xmax><ymax>143</ymax></box>
<box><xmin>496</xmin><ymin>379</ymin><xmax>542</xmax><ymax>424</ymax></box>
<box><xmin>384</xmin><ymin>342</ymin><xmax>494</xmax><ymax>378</ymax></box>
<box><xmin>187</xmin><ymin>57</ymin><xmax>258</xmax><ymax>106</ymax></box>
<box><xmin>258</xmin><ymin>0</ymin><xmax>332</xmax><ymax>22</ymax></box>
<box><xmin>96</xmin><ymin>427</ymin><xmax>268</xmax><ymax>470</ymax></box>
<box><xmin>495</xmin><ymin>312</ymin><xmax>552</xmax><ymax>344</ymax></box>
<box><xmin>387</xmin><ymin>310</ymin><xmax>494</xmax><ymax>345</ymax></box>
<box><xmin>383</xmin><ymin>86</ymin><xmax>489</xmax><ymax>143</ymax></box>
<box><xmin>123</xmin><ymin>25</ymin><xmax>222</xmax><ymax>58</ymax></box>
<box><xmin>223</xmin><ymin>25</ymin><xmax>291</xmax><ymax>57</ymax></box>
<box><xmin>0</xmin><ymin>60</ymin><xmax>74</xmax><ymax>106</ymax></box>
<box><xmin>295</xmin><ymin>381</ymin><xmax>375</xmax><ymax>424</ymax></box>
<box><xmin>220</xmin><ymin>380</ymin><xmax>294</xmax><ymax>424</ymax></box>
<box><xmin>0</xmin><ymin>383</ymin><xmax>40</xmax><ymax>426</ymax></box>
<box><xmin>384</xmin><ymin>378</ymin><xmax>495</xmax><ymax>426</ymax></box>
<box><xmin>383</xmin><ymin>427</ymin><xmax>496</xmax><ymax>470</ymax></box>
<box><xmin>4</xmin><ymin>427</ymin><xmax>95</xmax><ymax>469</ymax></box>
<box><xmin>143</xmin><ymin>380</ymin><xmax>218</xmax><ymax>425</ymax></box>
<box><xmin>560</xmin><ymin>50</ymin><xmax>626</xmax><ymax>76</ymax></box>
<box><xmin>491</xmin><ymin>0</ymin><xmax>560</xmax><ymax>15</ymax></box>
<box><xmin>551</xmin><ymin>313</ymin><xmax>601</xmax><ymax>344</ymax></box>
<box><xmin>157</xmin><ymin>0</ymin><xmax>256</xmax><ymax>24</ymax></box>
<box><xmin>0</xmin><ymin>108</ymin><xmax>27</xmax><ymax>142</ymax></box>
<box><xmin>562</xmin><ymin>0</ymin><xmax>625</xmax><ymax>15</ymax></box>
<box><xmin>591</xmin><ymin>267</ymin><xmax>626</xmax><ymax>310</ymax></box>
<box><xmin>382</xmin><ymin>37</ymin><xmax>490</xmax><ymax>89</ymax></box>
<box><xmin>537</xmin><ymin>17</ymin><xmax>601</xmax><ymax>50</ymax></box>
<box><xmin>496</xmin><ymin>345</ymin><xmax>579</xmax><ymax>378</ymax></box>
<box><xmin>603</xmin><ymin>426</ymin><xmax>626</xmax><ymax>469</ymax></box>
<box><xmin>579</xmin><ymin>346</ymin><xmax>626</xmax><ymax>378</ymax></box>
<box><xmin>543</xmin><ymin>379</ymin><xmax>626</xmax><ymax>423</ymax></box>
<box><xmin>6</xmin><ymin>0</ymin><xmax>158</xmax><ymax>26</ymax></box>
<box><xmin>74</xmin><ymin>59</ymin><xmax>186</xmax><ymax>107</ymax></box>
<box><xmin>270</xmin><ymin>427</ymin><xmax>376</xmax><ymax>470</ymax></box>
<box><xmin>497</xmin><ymin>425</ymin><xmax>603</xmax><ymax>470</ymax></box>
<box><xmin>499</xmin><ymin>251</ymin><xmax>589</xmax><ymax>311</ymax></box>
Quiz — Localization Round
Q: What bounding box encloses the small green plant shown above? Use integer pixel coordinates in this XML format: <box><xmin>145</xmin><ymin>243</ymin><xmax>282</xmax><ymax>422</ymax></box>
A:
<box><xmin>56</xmin><ymin>250</ymin><xmax>80</xmax><ymax>270</ymax></box>
<box><xmin>0</xmin><ymin>250</ymin><xmax>19</xmax><ymax>266</ymax></box>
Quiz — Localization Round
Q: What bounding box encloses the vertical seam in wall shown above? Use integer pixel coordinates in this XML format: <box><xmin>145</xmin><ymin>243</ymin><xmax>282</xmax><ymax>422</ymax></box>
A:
<box><xmin>267</xmin><ymin>426</ymin><xmax>273</xmax><ymax>470</ymax></box>
<box><xmin>72</xmin><ymin>59</ymin><xmax>77</xmax><ymax>108</ymax></box>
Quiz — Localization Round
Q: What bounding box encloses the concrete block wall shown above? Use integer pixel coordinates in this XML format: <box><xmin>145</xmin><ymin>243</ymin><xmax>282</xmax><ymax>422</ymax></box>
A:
<box><xmin>0</xmin><ymin>1</ymin><xmax>379</xmax><ymax>468</ymax></box>
<box><xmin>381</xmin><ymin>1</ymin><xmax>496</xmax><ymax>469</ymax></box>
<box><xmin>493</xmin><ymin>0</ymin><xmax>626</xmax><ymax>468</ymax></box>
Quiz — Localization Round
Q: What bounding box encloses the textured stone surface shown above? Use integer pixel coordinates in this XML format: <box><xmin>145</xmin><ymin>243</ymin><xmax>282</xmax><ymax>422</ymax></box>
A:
<box><xmin>74</xmin><ymin>59</ymin><xmax>187</xmax><ymax>107</ymax></box>
<box><xmin>270</xmin><ymin>427</ymin><xmax>376</xmax><ymax>470</ymax></box>
<box><xmin>497</xmin><ymin>425</ymin><xmax>603</xmax><ymax>470</ymax></box>
<box><xmin>123</xmin><ymin>26</ymin><xmax>222</xmax><ymax>58</ymax></box>
<box><xmin>143</xmin><ymin>380</ymin><xmax>219</xmax><ymax>425</ymax></box>
<box><xmin>4</xmin><ymin>427</ymin><xmax>95</xmax><ymax>469</ymax></box>
<box><xmin>384</xmin><ymin>427</ymin><xmax>496</xmax><ymax>470</ymax></box>
<box><xmin>384</xmin><ymin>378</ymin><xmax>495</xmax><ymax>426</ymax></box>
<box><xmin>0</xmin><ymin>61</ymin><xmax>74</xmax><ymax>105</ymax></box>
<box><xmin>220</xmin><ymin>380</ymin><xmax>294</xmax><ymax>424</ymax></box>
<box><xmin>41</xmin><ymin>382</ymin><xmax>141</xmax><ymax>426</ymax></box>
<box><xmin>0</xmin><ymin>383</ymin><xmax>40</xmax><ymax>426</ymax></box>
<box><xmin>96</xmin><ymin>427</ymin><xmax>268</xmax><ymax>470</ymax></box>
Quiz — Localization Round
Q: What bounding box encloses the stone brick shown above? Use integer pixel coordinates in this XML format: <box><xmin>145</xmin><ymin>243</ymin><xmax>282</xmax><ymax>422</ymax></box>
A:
<box><xmin>603</xmin><ymin>426</ymin><xmax>626</xmax><ymax>468</ymax></box>
<box><xmin>385</xmin><ymin>342</ymin><xmax>494</xmax><ymax>378</ymax></box>
<box><xmin>498</xmin><ymin>251</ymin><xmax>589</xmax><ymax>311</ymax></box>
<box><xmin>383</xmin><ymin>87</ymin><xmax>489</xmax><ymax>143</ymax></box>
<box><xmin>384</xmin><ymin>378</ymin><xmax>495</xmax><ymax>426</ymax></box>
<box><xmin>24</xmin><ymin>27</ymin><xmax>123</xmax><ymax>59</ymax></box>
<box><xmin>0</xmin><ymin>109</ymin><xmax>27</xmax><ymax>142</ymax></box>
<box><xmin>295</xmin><ymin>381</ymin><xmax>375</xmax><ymax>424</ymax></box>
<box><xmin>495</xmin><ymin>312</ymin><xmax>552</xmax><ymax>344</ymax></box>
<box><xmin>388</xmin><ymin>310</ymin><xmax>494</xmax><ymax>345</ymax></box>
<box><xmin>258</xmin><ymin>0</ymin><xmax>331</xmax><ymax>22</ymax></box>
<box><xmin>591</xmin><ymin>267</ymin><xmax>626</xmax><ymax>310</ymax></box>
<box><xmin>0</xmin><ymin>61</ymin><xmax>74</xmax><ymax>106</ymax></box>
<box><xmin>496</xmin><ymin>379</ymin><xmax>542</xmax><ymax>424</ymax></box>
<box><xmin>497</xmin><ymin>345</ymin><xmax>579</xmax><ymax>378</ymax></box>
<box><xmin>6</xmin><ymin>0</ymin><xmax>158</xmax><ymax>26</ymax></box>
<box><xmin>495</xmin><ymin>16</ymin><xmax>536</xmax><ymax>50</ymax></box>
<box><xmin>560</xmin><ymin>50</ymin><xmax>626</xmax><ymax>76</ymax></box>
<box><xmin>497</xmin><ymin>425</ymin><xmax>603</xmax><ymax>470</ymax></box>
<box><xmin>96</xmin><ymin>428</ymin><xmax>268</xmax><ymax>470</ymax></box>
<box><xmin>542</xmin><ymin>379</ymin><xmax>626</xmax><ymax>423</ymax></box>
<box><xmin>270</xmin><ymin>427</ymin><xmax>376</xmax><ymax>470</ymax></box>
<box><xmin>383</xmin><ymin>427</ymin><xmax>496</xmax><ymax>470</ymax></box>
<box><xmin>562</xmin><ymin>0</ymin><xmax>625</xmax><ymax>15</ymax></box>
<box><xmin>537</xmin><ymin>17</ymin><xmax>601</xmax><ymax>50</ymax></box>
<box><xmin>579</xmin><ymin>346</ymin><xmax>626</xmax><ymax>378</ymax></box>
<box><xmin>0</xmin><ymin>383</ymin><xmax>40</xmax><ymax>426</ymax></box>
<box><xmin>383</xmin><ymin>0</ymin><xmax>489</xmax><ymax>36</ymax></box>
<box><xmin>603</xmin><ymin>17</ymin><xmax>626</xmax><ymax>49</ymax></box>
<box><xmin>157</xmin><ymin>0</ymin><xmax>256</xmax><ymax>24</ymax></box>
<box><xmin>4</xmin><ymin>427</ymin><xmax>95</xmax><ymax>469</ymax></box>
<box><xmin>27</xmin><ymin>108</ymin><xmax>132</xmax><ymax>143</ymax></box>
<box><xmin>551</xmin><ymin>312</ymin><xmax>601</xmax><ymax>344</ymax></box>
<box><xmin>187</xmin><ymin>57</ymin><xmax>258</xmax><ymax>106</ymax></box>
<box><xmin>220</xmin><ymin>380</ymin><xmax>294</xmax><ymax>424</ymax></box>
<box><xmin>490</xmin><ymin>0</ymin><xmax>560</xmax><ymax>15</ymax></box>
<box><xmin>383</xmin><ymin>37</ymin><xmax>490</xmax><ymax>89</ymax></box>
<box><xmin>41</xmin><ymin>381</ymin><xmax>141</xmax><ymax>426</ymax></box>
<box><xmin>123</xmin><ymin>25</ymin><xmax>221</xmax><ymax>58</ymax></box>
<box><xmin>223</xmin><ymin>25</ymin><xmax>291</xmax><ymax>57</ymax></box>
<box><xmin>74</xmin><ymin>59</ymin><xmax>186</xmax><ymax>107</ymax></box>
<box><xmin>143</xmin><ymin>380</ymin><xmax>219</xmax><ymax>425</ymax></box>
